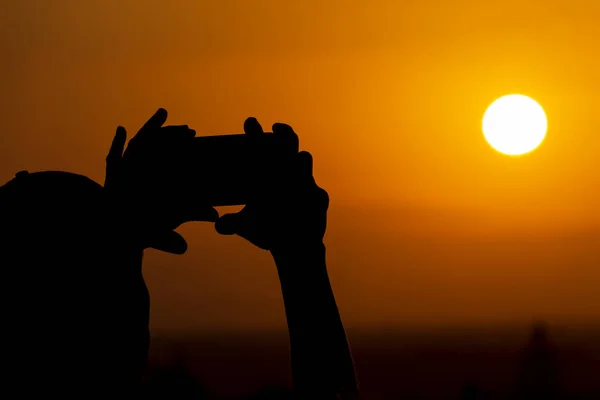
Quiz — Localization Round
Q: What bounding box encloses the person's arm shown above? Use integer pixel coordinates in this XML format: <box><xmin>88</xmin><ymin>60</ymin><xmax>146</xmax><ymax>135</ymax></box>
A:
<box><xmin>100</xmin><ymin>108</ymin><xmax>219</xmax><ymax>388</ymax></box>
<box><xmin>272</xmin><ymin>243</ymin><xmax>358</xmax><ymax>399</ymax></box>
<box><xmin>215</xmin><ymin>118</ymin><xmax>359</xmax><ymax>399</ymax></box>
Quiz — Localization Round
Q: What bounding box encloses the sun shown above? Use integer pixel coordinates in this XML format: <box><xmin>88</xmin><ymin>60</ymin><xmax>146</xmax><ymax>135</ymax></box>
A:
<box><xmin>482</xmin><ymin>94</ymin><xmax>548</xmax><ymax>156</ymax></box>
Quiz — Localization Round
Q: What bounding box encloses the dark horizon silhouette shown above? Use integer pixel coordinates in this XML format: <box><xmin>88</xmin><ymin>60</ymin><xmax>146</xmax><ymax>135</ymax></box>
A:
<box><xmin>141</xmin><ymin>321</ymin><xmax>599</xmax><ymax>399</ymax></box>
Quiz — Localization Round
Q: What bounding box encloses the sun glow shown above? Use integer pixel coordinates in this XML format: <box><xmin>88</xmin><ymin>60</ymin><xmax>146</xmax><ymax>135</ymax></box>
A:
<box><xmin>482</xmin><ymin>94</ymin><xmax>548</xmax><ymax>156</ymax></box>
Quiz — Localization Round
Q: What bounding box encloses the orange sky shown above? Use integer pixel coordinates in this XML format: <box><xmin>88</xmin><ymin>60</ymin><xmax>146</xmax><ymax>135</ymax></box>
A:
<box><xmin>1</xmin><ymin>0</ymin><xmax>599</xmax><ymax>332</ymax></box>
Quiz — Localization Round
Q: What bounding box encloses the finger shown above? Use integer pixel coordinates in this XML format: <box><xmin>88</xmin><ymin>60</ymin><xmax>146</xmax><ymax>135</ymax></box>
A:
<box><xmin>215</xmin><ymin>213</ymin><xmax>242</xmax><ymax>235</ymax></box>
<box><xmin>297</xmin><ymin>151</ymin><xmax>314</xmax><ymax>181</ymax></box>
<box><xmin>104</xmin><ymin>126</ymin><xmax>127</xmax><ymax>188</ymax></box>
<box><xmin>243</xmin><ymin>117</ymin><xmax>264</xmax><ymax>136</ymax></box>
<box><xmin>215</xmin><ymin>208</ymin><xmax>269</xmax><ymax>248</ymax></box>
<box><xmin>137</xmin><ymin>108</ymin><xmax>168</xmax><ymax>138</ymax></box>
<box><xmin>272</xmin><ymin>122</ymin><xmax>295</xmax><ymax>136</ymax></box>
<box><xmin>148</xmin><ymin>230</ymin><xmax>188</xmax><ymax>255</ymax></box>
<box><xmin>107</xmin><ymin>126</ymin><xmax>127</xmax><ymax>162</ymax></box>
<box><xmin>272</xmin><ymin>123</ymin><xmax>299</xmax><ymax>153</ymax></box>
<box><xmin>143</xmin><ymin>108</ymin><xmax>168</xmax><ymax>130</ymax></box>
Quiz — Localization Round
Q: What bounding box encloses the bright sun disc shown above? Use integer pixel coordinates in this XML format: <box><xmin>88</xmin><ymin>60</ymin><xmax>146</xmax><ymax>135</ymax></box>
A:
<box><xmin>482</xmin><ymin>94</ymin><xmax>547</xmax><ymax>156</ymax></box>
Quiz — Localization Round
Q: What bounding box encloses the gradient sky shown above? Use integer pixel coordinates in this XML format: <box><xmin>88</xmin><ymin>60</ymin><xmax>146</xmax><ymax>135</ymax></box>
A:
<box><xmin>1</xmin><ymin>0</ymin><xmax>599</xmax><ymax>332</ymax></box>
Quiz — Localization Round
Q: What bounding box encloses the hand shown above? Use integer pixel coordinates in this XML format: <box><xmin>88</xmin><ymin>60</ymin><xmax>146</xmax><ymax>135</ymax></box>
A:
<box><xmin>104</xmin><ymin>108</ymin><xmax>218</xmax><ymax>254</ymax></box>
<box><xmin>215</xmin><ymin>118</ymin><xmax>329</xmax><ymax>252</ymax></box>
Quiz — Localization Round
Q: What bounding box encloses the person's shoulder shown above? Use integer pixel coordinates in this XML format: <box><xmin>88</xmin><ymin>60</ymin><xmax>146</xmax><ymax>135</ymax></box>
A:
<box><xmin>0</xmin><ymin>170</ymin><xmax>104</xmax><ymax>226</ymax></box>
<box><xmin>1</xmin><ymin>170</ymin><xmax>102</xmax><ymax>200</ymax></box>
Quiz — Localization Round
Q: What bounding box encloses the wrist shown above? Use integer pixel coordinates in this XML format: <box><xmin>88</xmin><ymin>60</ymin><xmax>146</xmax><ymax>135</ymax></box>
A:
<box><xmin>270</xmin><ymin>241</ymin><xmax>328</xmax><ymax>284</ymax></box>
<box><xmin>270</xmin><ymin>241</ymin><xmax>326</xmax><ymax>262</ymax></box>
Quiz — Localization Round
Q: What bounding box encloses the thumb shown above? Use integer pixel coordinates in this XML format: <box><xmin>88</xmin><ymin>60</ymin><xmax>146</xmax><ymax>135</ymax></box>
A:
<box><xmin>215</xmin><ymin>209</ymin><xmax>270</xmax><ymax>250</ymax></box>
<box><xmin>147</xmin><ymin>230</ymin><xmax>188</xmax><ymax>255</ymax></box>
<box><xmin>215</xmin><ymin>212</ymin><xmax>242</xmax><ymax>235</ymax></box>
<box><xmin>167</xmin><ymin>205</ymin><xmax>219</xmax><ymax>230</ymax></box>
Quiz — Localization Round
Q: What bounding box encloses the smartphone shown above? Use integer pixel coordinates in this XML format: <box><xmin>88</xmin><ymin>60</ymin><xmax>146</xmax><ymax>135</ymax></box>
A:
<box><xmin>178</xmin><ymin>132</ymin><xmax>299</xmax><ymax>206</ymax></box>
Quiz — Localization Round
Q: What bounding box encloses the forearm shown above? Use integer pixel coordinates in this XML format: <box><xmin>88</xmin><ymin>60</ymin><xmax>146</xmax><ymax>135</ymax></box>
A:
<box><xmin>272</xmin><ymin>243</ymin><xmax>358</xmax><ymax>399</ymax></box>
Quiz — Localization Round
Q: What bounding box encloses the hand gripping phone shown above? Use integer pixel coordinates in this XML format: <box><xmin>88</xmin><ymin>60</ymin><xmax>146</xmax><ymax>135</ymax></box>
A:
<box><xmin>177</xmin><ymin>132</ymin><xmax>299</xmax><ymax>206</ymax></box>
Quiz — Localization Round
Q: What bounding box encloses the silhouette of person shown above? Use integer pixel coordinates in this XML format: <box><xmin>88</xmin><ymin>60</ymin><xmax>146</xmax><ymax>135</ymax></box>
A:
<box><xmin>215</xmin><ymin>118</ymin><xmax>358</xmax><ymax>399</ymax></box>
<box><xmin>0</xmin><ymin>109</ymin><xmax>217</xmax><ymax>397</ymax></box>
<box><xmin>0</xmin><ymin>109</ymin><xmax>358</xmax><ymax>399</ymax></box>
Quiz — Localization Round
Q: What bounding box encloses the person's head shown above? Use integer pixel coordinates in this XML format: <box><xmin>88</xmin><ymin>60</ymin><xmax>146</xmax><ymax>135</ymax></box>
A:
<box><xmin>0</xmin><ymin>171</ymin><xmax>148</xmax><ymax>394</ymax></box>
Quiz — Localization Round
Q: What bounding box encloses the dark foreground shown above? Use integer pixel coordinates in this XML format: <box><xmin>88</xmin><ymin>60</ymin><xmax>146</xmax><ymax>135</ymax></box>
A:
<box><xmin>144</xmin><ymin>324</ymin><xmax>600</xmax><ymax>399</ymax></box>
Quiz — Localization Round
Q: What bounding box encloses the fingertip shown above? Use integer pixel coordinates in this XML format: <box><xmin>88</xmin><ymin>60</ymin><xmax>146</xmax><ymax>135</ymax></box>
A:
<box><xmin>298</xmin><ymin>150</ymin><xmax>313</xmax><ymax>164</ymax></box>
<box><xmin>214</xmin><ymin>221</ymin><xmax>230</xmax><ymax>235</ymax></box>
<box><xmin>215</xmin><ymin>214</ymin><xmax>239</xmax><ymax>235</ymax></box>
<box><xmin>272</xmin><ymin>123</ymin><xmax>294</xmax><ymax>134</ymax></box>
<box><xmin>151</xmin><ymin>108</ymin><xmax>168</xmax><ymax>127</ymax></box>
<box><xmin>107</xmin><ymin>126</ymin><xmax>127</xmax><ymax>161</ymax></box>
<box><xmin>244</xmin><ymin>117</ymin><xmax>264</xmax><ymax>135</ymax></box>
<box><xmin>170</xmin><ymin>241</ymin><xmax>188</xmax><ymax>255</ymax></box>
<box><xmin>205</xmin><ymin>207</ymin><xmax>220</xmax><ymax>223</ymax></box>
<box><xmin>114</xmin><ymin>126</ymin><xmax>127</xmax><ymax>144</ymax></box>
<box><xmin>273</xmin><ymin>123</ymin><xmax>299</xmax><ymax>152</ymax></box>
<box><xmin>150</xmin><ymin>231</ymin><xmax>188</xmax><ymax>255</ymax></box>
